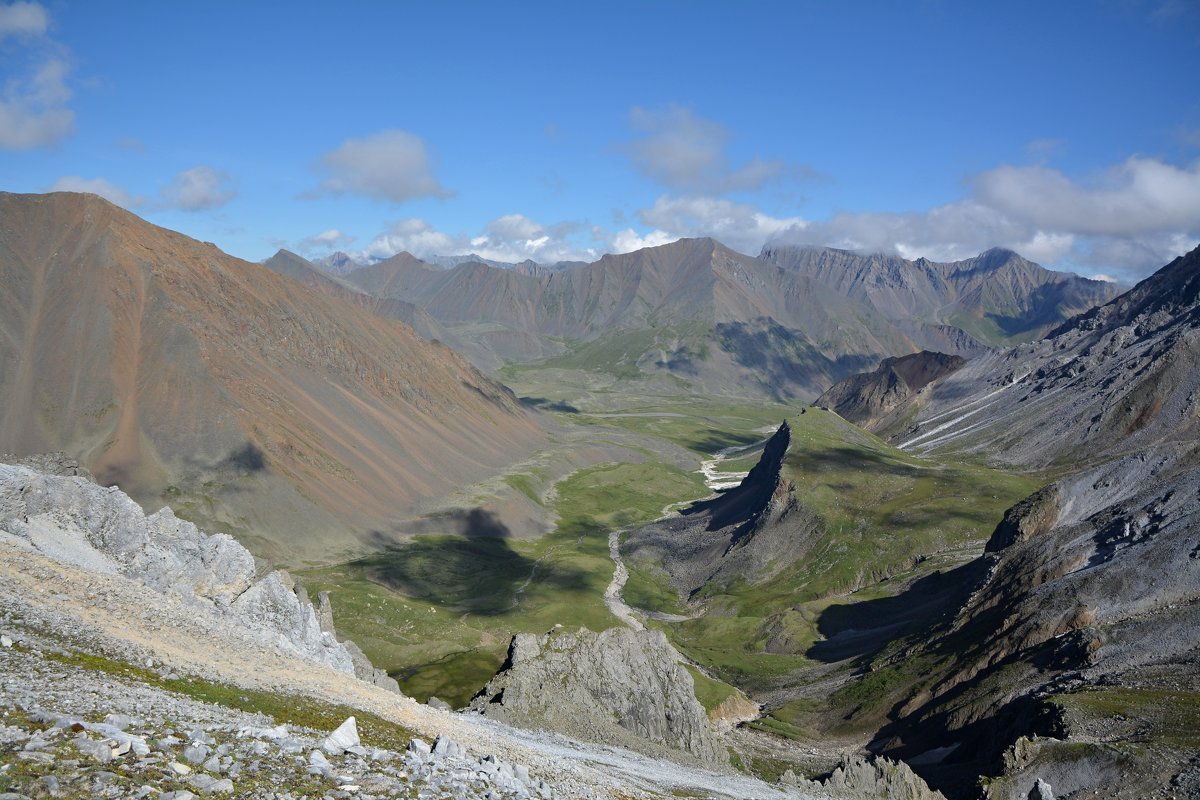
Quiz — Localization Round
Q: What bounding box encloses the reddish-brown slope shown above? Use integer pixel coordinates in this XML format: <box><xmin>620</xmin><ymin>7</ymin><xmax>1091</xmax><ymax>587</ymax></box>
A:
<box><xmin>0</xmin><ymin>192</ymin><xmax>544</xmax><ymax>563</ymax></box>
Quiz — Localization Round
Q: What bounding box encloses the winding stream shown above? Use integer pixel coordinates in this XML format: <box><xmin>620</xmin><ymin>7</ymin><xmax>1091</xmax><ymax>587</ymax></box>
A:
<box><xmin>602</xmin><ymin>429</ymin><xmax>775</xmax><ymax>630</ymax></box>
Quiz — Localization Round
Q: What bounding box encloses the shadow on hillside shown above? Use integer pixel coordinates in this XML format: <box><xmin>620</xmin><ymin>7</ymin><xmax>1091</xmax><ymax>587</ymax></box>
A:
<box><xmin>787</xmin><ymin>445</ymin><xmax>924</xmax><ymax>477</ymax></box>
<box><xmin>358</xmin><ymin>519</ymin><xmax>590</xmax><ymax>616</ymax></box>
<box><xmin>807</xmin><ymin>559</ymin><xmax>986</xmax><ymax>664</ymax></box>
<box><xmin>519</xmin><ymin>396</ymin><xmax>580</xmax><ymax>413</ymax></box>
<box><xmin>686</xmin><ymin>428</ymin><xmax>768</xmax><ymax>454</ymax></box>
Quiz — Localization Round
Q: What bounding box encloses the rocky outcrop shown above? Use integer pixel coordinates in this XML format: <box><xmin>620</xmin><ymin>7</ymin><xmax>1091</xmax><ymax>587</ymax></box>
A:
<box><xmin>817</xmin><ymin>351</ymin><xmax>966</xmax><ymax>427</ymax></box>
<box><xmin>469</xmin><ymin>627</ymin><xmax>728</xmax><ymax>768</ymax></box>
<box><xmin>0</xmin><ymin>462</ymin><xmax>354</xmax><ymax>673</ymax></box>
<box><xmin>782</xmin><ymin>755</ymin><xmax>946</xmax><ymax>799</ymax></box>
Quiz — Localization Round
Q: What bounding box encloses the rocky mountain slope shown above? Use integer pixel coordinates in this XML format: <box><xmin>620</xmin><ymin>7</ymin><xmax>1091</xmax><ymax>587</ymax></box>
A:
<box><xmin>326</xmin><ymin>239</ymin><xmax>1115</xmax><ymax>402</ymax></box>
<box><xmin>760</xmin><ymin>245</ymin><xmax>1119</xmax><ymax>346</ymax></box>
<box><xmin>0</xmin><ymin>456</ymin><xmax>951</xmax><ymax>800</ymax></box>
<box><xmin>0</xmin><ymin>192</ymin><xmax>544</xmax><ymax>564</ymax></box>
<box><xmin>891</xmin><ymin>244</ymin><xmax>1200</xmax><ymax>468</ymax></box>
<box><xmin>763</xmin><ymin>246</ymin><xmax>1200</xmax><ymax>797</ymax></box>
<box><xmin>868</xmin><ymin>442</ymin><xmax>1200</xmax><ymax>798</ymax></box>
<box><xmin>816</xmin><ymin>351</ymin><xmax>966</xmax><ymax>427</ymax></box>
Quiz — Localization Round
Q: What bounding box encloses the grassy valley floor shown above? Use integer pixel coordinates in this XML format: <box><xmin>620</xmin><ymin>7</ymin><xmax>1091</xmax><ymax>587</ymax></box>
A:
<box><xmin>298</xmin><ymin>375</ymin><xmax>1044</xmax><ymax>780</ymax></box>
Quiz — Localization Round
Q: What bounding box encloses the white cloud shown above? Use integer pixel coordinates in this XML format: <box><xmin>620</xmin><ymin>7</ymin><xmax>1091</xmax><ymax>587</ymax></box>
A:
<box><xmin>300</xmin><ymin>228</ymin><xmax>353</xmax><ymax>252</ymax></box>
<box><xmin>160</xmin><ymin>165</ymin><xmax>236</xmax><ymax>211</ymax></box>
<box><xmin>768</xmin><ymin>157</ymin><xmax>1200</xmax><ymax>280</ymax></box>
<box><xmin>973</xmin><ymin>158</ymin><xmax>1200</xmax><ymax>237</ymax></box>
<box><xmin>625</xmin><ymin>105</ymin><xmax>787</xmax><ymax>194</ymax></box>
<box><xmin>0</xmin><ymin>50</ymin><xmax>74</xmax><ymax>149</ymax></box>
<box><xmin>359</xmin><ymin>214</ymin><xmax>599</xmax><ymax>265</ymax></box>
<box><xmin>0</xmin><ymin>1</ymin><xmax>48</xmax><ymax>38</ymax></box>
<box><xmin>315</xmin><ymin>130</ymin><xmax>451</xmax><ymax>203</ymax></box>
<box><xmin>359</xmin><ymin>219</ymin><xmax>458</xmax><ymax>261</ymax></box>
<box><xmin>47</xmin><ymin>175</ymin><xmax>139</xmax><ymax>208</ymax></box>
<box><xmin>609</xmin><ymin>228</ymin><xmax>678</xmax><ymax>254</ymax></box>
<box><xmin>636</xmin><ymin>195</ymin><xmax>806</xmax><ymax>254</ymax></box>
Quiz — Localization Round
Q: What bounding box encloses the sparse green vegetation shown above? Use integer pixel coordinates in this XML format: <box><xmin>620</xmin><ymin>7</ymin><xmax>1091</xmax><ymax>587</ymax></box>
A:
<box><xmin>684</xmin><ymin>665</ymin><xmax>739</xmax><ymax>713</ymax></box>
<box><xmin>38</xmin><ymin>645</ymin><xmax>417</xmax><ymax>747</ymax></box>
<box><xmin>299</xmin><ymin>459</ymin><xmax>709</xmax><ymax>708</ymax></box>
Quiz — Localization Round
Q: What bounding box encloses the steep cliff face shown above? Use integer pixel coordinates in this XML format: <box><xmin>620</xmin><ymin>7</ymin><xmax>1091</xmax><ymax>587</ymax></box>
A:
<box><xmin>469</xmin><ymin>627</ymin><xmax>729</xmax><ymax>768</ymax></box>
<box><xmin>623</xmin><ymin>421</ymin><xmax>823</xmax><ymax>596</ymax></box>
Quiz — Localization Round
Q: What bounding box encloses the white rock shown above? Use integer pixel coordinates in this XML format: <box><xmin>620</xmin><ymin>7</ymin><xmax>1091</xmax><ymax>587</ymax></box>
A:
<box><xmin>170</xmin><ymin>761</ymin><xmax>192</xmax><ymax>775</ymax></box>
<box><xmin>321</xmin><ymin>716</ymin><xmax>359</xmax><ymax>755</ymax></box>
<box><xmin>1</xmin><ymin>635</ymin><xmax>11</xmax><ymax>648</ymax></box>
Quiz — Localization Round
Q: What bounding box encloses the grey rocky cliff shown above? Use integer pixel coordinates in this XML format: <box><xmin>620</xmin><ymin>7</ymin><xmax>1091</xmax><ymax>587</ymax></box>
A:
<box><xmin>469</xmin><ymin>626</ymin><xmax>728</xmax><ymax>768</ymax></box>
<box><xmin>782</xmin><ymin>754</ymin><xmax>947</xmax><ymax>799</ymax></box>
<box><xmin>0</xmin><ymin>462</ymin><xmax>354</xmax><ymax>674</ymax></box>
<box><xmin>315</xmin><ymin>589</ymin><xmax>402</xmax><ymax>693</ymax></box>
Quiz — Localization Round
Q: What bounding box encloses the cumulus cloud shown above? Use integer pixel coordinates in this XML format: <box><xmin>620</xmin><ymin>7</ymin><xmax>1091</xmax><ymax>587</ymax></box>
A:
<box><xmin>47</xmin><ymin>175</ymin><xmax>140</xmax><ymax>208</ymax></box>
<box><xmin>0</xmin><ymin>3</ymin><xmax>74</xmax><ymax>151</ymax></box>
<box><xmin>315</xmin><ymin>130</ymin><xmax>452</xmax><ymax>203</ymax></box>
<box><xmin>160</xmin><ymin>165</ymin><xmax>237</xmax><ymax>211</ymax></box>
<box><xmin>973</xmin><ymin>158</ymin><xmax>1200</xmax><ymax>237</ymax></box>
<box><xmin>0</xmin><ymin>1</ymin><xmax>47</xmax><ymax>38</ymax></box>
<box><xmin>634</xmin><ymin>195</ymin><xmax>806</xmax><ymax>255</ymax></box>
<box><xmin>301</xmin><ymin>228</ymin><xmax>353</xmax><ymax>251</ymax></box>
<box><xmin>625</xmin><ymin>105</ymin><xmax>789</xmax><ymax>194</ymax></box>
<box><xmin>769</xmin><ymin>157</ymin><xmax>1200</xmax><ymax>280</ymax></box>
<box><xmin>609</xmin><ymin>228</ymin><xmax>679</xmax><ymax>254</ymax></box>
<box><xmin>358</xmin><ymin>214</ymin><xmax>599</xmax><ymax>265</ymax></box>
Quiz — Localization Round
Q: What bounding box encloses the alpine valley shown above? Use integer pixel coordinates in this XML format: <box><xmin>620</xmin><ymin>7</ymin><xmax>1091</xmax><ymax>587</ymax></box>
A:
<box><xmin>1</xmin><ymin>190</ymin><xmax>1196</xmax><ymax>800</ymax></box>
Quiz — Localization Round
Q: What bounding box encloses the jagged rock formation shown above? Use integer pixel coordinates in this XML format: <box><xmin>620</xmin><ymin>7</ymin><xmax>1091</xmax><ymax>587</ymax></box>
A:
<box><xmin>0</xmin><ymin>462</ymin><xmax>354</xmax><ymax>672</ymax></box>
<box><xmin>759</xmin><ymin>245</ymin><xmax>1119</xmax><ymax>346</ymax></box>
<box><xmin>469</xmin><ymin>627</ymin><xmax>728</xmax><ymax>768</ymax></box>
<box><xmin>624</xmin><ymin>421</ymin><xmax>822</xmax><ymax>596</ymax></box>
<box><xmin>817</xmin><ymin>351</ymin><xmax>966</xmax><ymax>427</ymax></box>
<box><xmin>0</xmin><ymin>192</ymin><xmax>544</xmax><ymax>564</ymax></box>
<box><xmin>782</xmin><ymin>755</ymin><xmax>947</xmax><ymax>799</ymax></box>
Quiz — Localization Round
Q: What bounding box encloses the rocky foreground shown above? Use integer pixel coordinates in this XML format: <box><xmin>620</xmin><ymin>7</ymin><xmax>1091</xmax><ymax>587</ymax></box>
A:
<box><xmin>0</xmin><ymin>457</ymin><xmax>944</xmax><ymax>800</ymax></box>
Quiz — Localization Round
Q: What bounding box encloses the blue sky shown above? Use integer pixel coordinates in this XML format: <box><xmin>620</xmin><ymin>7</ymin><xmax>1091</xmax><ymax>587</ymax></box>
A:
<box><xmin>2</xmin><ymin>1</ymin><xmax>1199</xmax><ymax>280</ymax></box>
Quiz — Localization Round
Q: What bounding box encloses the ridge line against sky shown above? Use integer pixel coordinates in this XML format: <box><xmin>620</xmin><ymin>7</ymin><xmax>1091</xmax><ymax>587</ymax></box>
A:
<box><xmin>1</xmin><ymin>1</ymin><xmax>1198</xmax><ymax>281</ymax></box>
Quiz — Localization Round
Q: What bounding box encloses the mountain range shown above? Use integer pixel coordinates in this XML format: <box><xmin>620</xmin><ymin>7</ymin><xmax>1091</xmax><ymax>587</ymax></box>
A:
<box><xmin>0</xmin><ymin>192</ymin><xmax>544</xmax><ymax>564</ymax></box>
<box><xmin>269</xmin><ymin>239</ymin><xmax>1117</xmax><ymax>400</ymax></box>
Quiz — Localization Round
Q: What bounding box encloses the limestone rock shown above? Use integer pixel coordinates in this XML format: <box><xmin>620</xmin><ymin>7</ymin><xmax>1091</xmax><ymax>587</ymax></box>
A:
<box><xmin>0</xmin><ymin>464</ymin><xmax>354</xmax><ymax>674</ymax></box>
<box><xmin>817</xmin><ymin>755</ymin><xmax>947</xmax><ymax>800</ymax></box>
<box><xmin>470</xmin><ymin>627</ymin><xmax>727</xmax><ymax>767</ymax></box>
<box><xmin>321</xmin><ymin>717</ymin><xmax>359</xmax><ymax>755</ymax></box>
